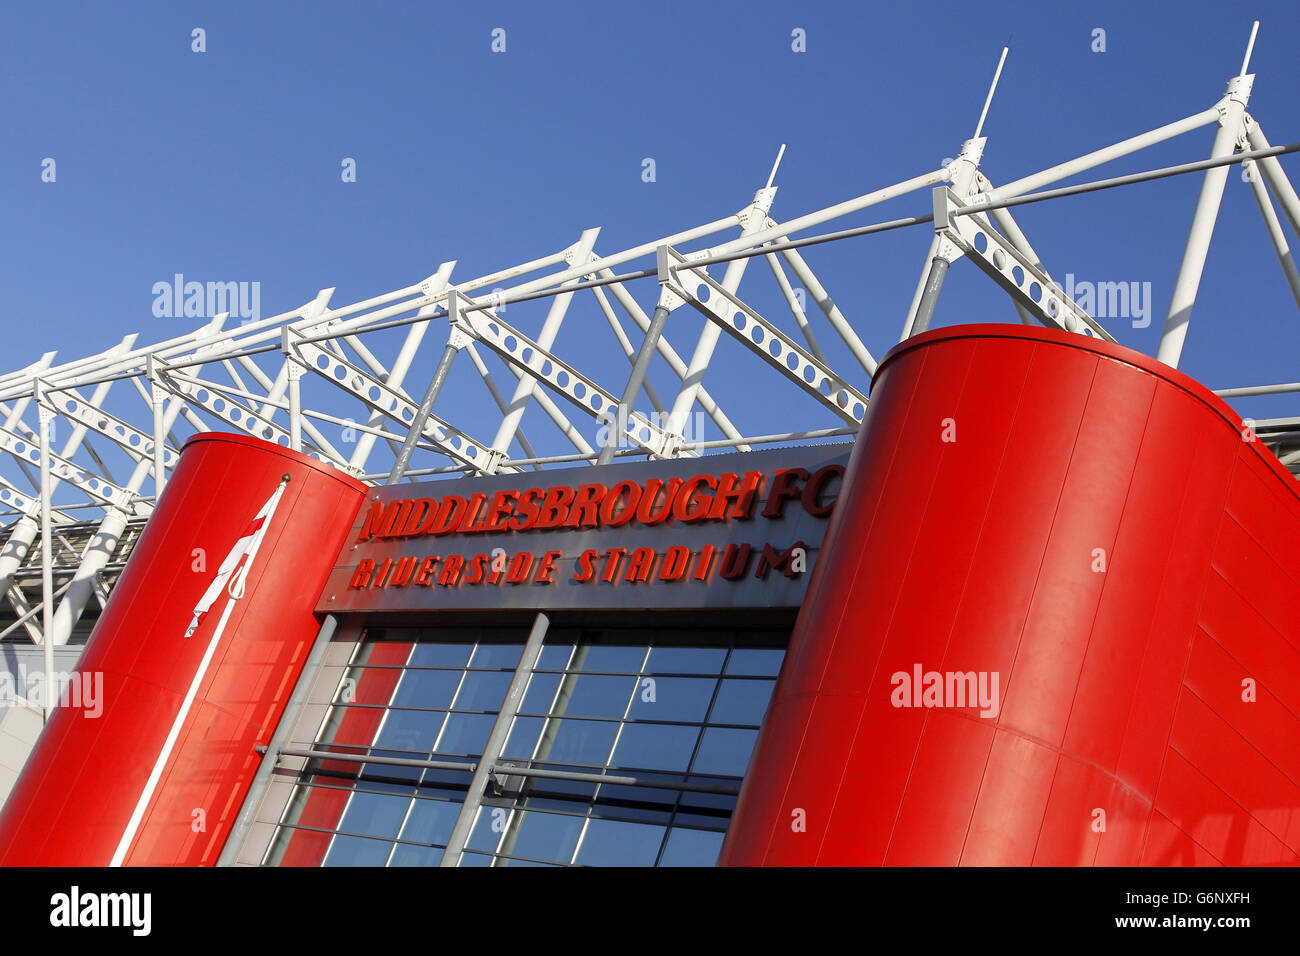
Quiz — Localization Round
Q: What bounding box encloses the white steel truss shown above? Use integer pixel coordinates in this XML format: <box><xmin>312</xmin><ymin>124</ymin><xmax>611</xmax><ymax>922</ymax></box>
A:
<box><xmin>2</xmin><ymin>25</ymin><xmax>1298</xmax><ymax>650</ymax></box>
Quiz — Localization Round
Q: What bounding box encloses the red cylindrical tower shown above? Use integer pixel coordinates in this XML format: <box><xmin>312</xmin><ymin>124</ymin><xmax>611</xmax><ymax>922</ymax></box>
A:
<box><xmin>721</xmin><ymin>324</ymin><xmax>1300</xmax><ymax>866</ymax></box>
<box><xmin>0</xmin><ymin>433</ymin><xmax>367</xmax><ymax>866</ymax></box>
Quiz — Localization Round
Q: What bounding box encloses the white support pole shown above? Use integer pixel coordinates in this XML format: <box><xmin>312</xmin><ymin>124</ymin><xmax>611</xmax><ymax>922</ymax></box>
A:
<box><xmin>985</xmin><ymin>107</ymin><xmax>1223</xmax><ymax>203</ymax></box>
<box><xmin>1158</xmin><ymin>74</ymin><xmax>1253</xmax><ymax>367</ymax></box>
<box><xmin>151</xmin><ymin>378</ymin><xmax>167</xmax><ymax>498</ymax></box>
<box><xmin>591</xmin><ymin>285</ymin><xmax>668</xmax><ymax>412</ymax></box>
<box><xmin>287</xmin><ymin>360</ymin><xmax>303</xmax><ymax>453</ymax></box>
<box><xmin>490</xmin><ymin>229</ymin><xmax>600</xmax><ymax>457</ymax></box>
<box><xmin>1245</xmin><ymin>122</ymin><xmax>1300</xmax><ymax>239</ymax></box>
<box><xmin>36</xmin><ymin>380</ymin><xmax>54</xmax><ymax>716</ymax></box>
<box><xmin>901</xmin><ymin>137</ymin><xmax>986</xmax><ymax>339</ymax></box>
<box><xmin>348</xmin><ymin>262</ymin><xmax>456</xmax><ymax>471</ymax></box>
<box><xmin>666</xmin><ymin>187</ymin><xmax>778</xmax><ymax>438</ymax></box>
<box><xmin>779</xmin><ymin>245</ymin><xmax>878</xmax><ymax>374</ymax></box>
<box><xmin>49</xmin><ymin>393</ymin><xmax>185</xmax><ymax>646</ymax></box>
<box><xmin>463</xmin><ymin>342</ymin><xmax>542</xmax><ymax>466</ymax></box>
<box><xmin>599</xmin><ymin>273</ymin><xmax>745</xmax><ymax>445</ymax></box>
<box><xmin>763</xmin><ymin>251</ymin><xmax>826</xmax><ymax>362</ymax></box>
<box><xmin>1244</xmin><ymin>161</ymin><xmax>1300</xmax><ymax>310</ymax></box>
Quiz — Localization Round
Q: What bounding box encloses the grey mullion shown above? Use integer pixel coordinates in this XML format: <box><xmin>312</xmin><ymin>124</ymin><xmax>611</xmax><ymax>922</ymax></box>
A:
<box><xmin>656</xmin><ymin>644</ymin><xmax>733</xmax><ymax>865</ymax></box>
<box><xmin>512</xmin><ymin>708</ymin><xmax>762</xmax><ymax>730</ymax></box>
<box><xmin>566</xmin><ymin>645</ymin><xmax>650</xmax><ymax>867</ymax></box>
<box><xmin>300</xmin><ymin>640</ymin><xmax>415</xmax><ymax>868</ymax></box>
<box><xmin>481</xmin><ymin>848</ymin><xmax>570</xmax><ymax>868</ymax></box>
<box><xmin>357</xmin><ymin>641</ymin><xmax>417</xmax><ymax>868</ymax></box>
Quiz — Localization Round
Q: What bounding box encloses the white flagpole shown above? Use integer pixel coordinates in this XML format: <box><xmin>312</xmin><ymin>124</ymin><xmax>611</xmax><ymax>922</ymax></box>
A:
<box><xmin>110</xmin><ymin>475</ymin><xmax>290</xmax><ymax>867</ymax></box>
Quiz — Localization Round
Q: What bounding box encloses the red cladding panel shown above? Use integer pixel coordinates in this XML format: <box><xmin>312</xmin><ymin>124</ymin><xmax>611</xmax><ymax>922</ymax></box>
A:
<box><xmin>720</xmin><ymin>324</ymin><xmax>1300</xmax><ymax>866</ymax></box>
<box><xmin>0</xmin><ymin>433</ymin><xmax>366</xmax><ymax>866</ymax></box>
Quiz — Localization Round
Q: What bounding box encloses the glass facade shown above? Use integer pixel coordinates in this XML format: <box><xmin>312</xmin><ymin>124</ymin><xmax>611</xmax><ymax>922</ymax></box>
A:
<box><xmin>264</xmin><ymin>620</ymin><xmax>787</xmax><ymax>867</ymax></box>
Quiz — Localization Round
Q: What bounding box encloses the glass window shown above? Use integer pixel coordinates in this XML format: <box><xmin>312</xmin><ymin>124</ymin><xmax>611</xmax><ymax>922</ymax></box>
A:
<box><xmin>391</xmin><ymin>669</ymin><xmax>462</xmax><ymax>710</ymax></box>
<box><xmin>323</xmin><ymin>834</ymin><xmax>393</xmax><ymax>867</ymax></box>
<box><xmin>708</xmin><ymin>678</ymin><xmax>776</xmax><ymax>726</ymax></box>
<box><xmin>520</xmin><ymin>672</ymin><xmax>562</xmax><ymax>714</ymax></box>
<box><xmin>500</xmin><ymin>809</ymin><xmax>585</xmax><ymax>863</ymax></box>
<box><xmin>572</xmin><ymin>644</ymin><xmax>647</xmax><ymax>672</ymax></box>
<box><xmin>453</xmin><ymin>670</ymin><xmax>514</xmax><ymax>711</ymax></box>
<box><xmin>557</xmin><ymin>674</ymin><xmax>636</xmax><ymax>719</ymax></box>
<box><xmin>626</xmin><ymin>676</ymin><xmax>714</xmax><ymax>722</ymax></box>
<box><xmin>375</xmin><ymin>707</ymin><xmax>443</xmax><ymax>754</ymax></box>
<box><xmin>612</xmin><ymin>722</ymin><xmax>700</xmax><ymax>772</ymax></box>
<box><xmin>576</xmin><ymin>819</ymin><xmax>666</xmax><ymax>866</ymax></box>
<box><xmin>502</xmin><ymin>716</ymin><xmax>545</xmax><ymax>759</ymax></box>
<box><xmin>266</xmin><ymin>623</ymin><xmax>789</xmax><ymax>868</ymax></box>
<box><xmin>659</xmin><ymin>827</ymin><xmax>725</xmax><ymax>866</ymax></box>
<box><xmin>536</xmin><ymin>644</ymin><xmax>574</xmax><ymax>670</ymax></box>
<box><xmin>408</xmin><ymin>643</ymin><xmax>473</xmax><ymax>668</ymax></box>
<box><xmin>692</xmin><ymin>727</ymin><xmax>759</xmax><ymax>777</ymax></box>
<box><xmin>534</xmin><ymin>718</ymin><xmax>619</xmax><ymax>766</ymax></box>
<box><xmin>725</xmin><ymin>647</ymin><xmax>784</xmax><ymax>676</ymax></box>
<box><xmin>469</xmin><ymin>644</ymin><xmax>523</xmax><ymax>669</ymax></box>
<box><xmin>390</xmin><ymin>844</ymin><xmax>443</xmax><ymax>866</ymax></box>
<box><xmin>437</xmin><ymin>712</ymin><xmax>496</xmax><ymax>756</ymax></box>
<box><xmin>399</xmin><ymin>799</ymin><xmax>461</xmax><ymax>846</ymax></box>
<box><xmin>338</xmin><ymin>790</ymin><xmax>410</xmax><ymax>840</ymax></box>
<box><xmin>645</xmin><ymin>645</ymin><xmax>727</xmax><ymax>674</ymax></box>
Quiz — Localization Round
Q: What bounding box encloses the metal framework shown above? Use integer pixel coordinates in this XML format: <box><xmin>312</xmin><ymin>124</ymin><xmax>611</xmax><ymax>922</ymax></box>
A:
<box><xmin>3</xmin><ymin>24</ymin><xmax>1298</xmax><ymax>658</ymax></box>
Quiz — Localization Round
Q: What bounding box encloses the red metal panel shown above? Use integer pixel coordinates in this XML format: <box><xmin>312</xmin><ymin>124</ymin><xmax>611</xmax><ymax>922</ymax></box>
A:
<box><xmin>960</xmin><ymin>730</ymin><xmax>1057</xmax><ymax>866</ymax></box>
<box><xmin>885</xmin><ymin>710</ymin><xmax>994</xmax><ymax>865</ymax></box>
<box><xmin>0</xmin><ymin>433</ymin><xmax>367</xmax><ymax>866</ymax></box>
<box><xmin>720</xmin><ymin>323</ymin><xmax>1300</xmax><ymax>867</ymax></box>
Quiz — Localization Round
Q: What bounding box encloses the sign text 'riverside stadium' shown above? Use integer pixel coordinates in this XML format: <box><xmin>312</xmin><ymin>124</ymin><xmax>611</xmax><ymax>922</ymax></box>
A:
<box><xmin>347</xmin><ymin>464</ymin><xmax>843</xmax><ymax>592</ymax></box>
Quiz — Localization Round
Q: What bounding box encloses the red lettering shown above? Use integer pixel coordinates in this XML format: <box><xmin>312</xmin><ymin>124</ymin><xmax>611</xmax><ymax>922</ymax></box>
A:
<box><xmin>625</xmin><ymin>547</ymin><xmax>656</xmax><ymax>582</ymax></box>
<box><xmin>388</xmin><ymin>555</ymin><xmax>418</xmax><ymax>587</ymax></box>
<box><xmin>482</xmin><ymin>490</ymin><xmax>519</xmax><ymax>532</ymax></box>
<box><xmin>413</xmin><ymin>555</ymin><xmax>440</xmax><ymax>586</ymax></box>
<box><xmin>536</xmin><ymin>550</ymin><xmax>563</xmax><ymax>584</ymax></box>
<box><xmin>429</xmin><ymin>496</ymin><xmax>469</xmax><ymax>535</ymax></box>
<box><xmin>510</xmin><ymin>488</ymin><xmax>544</xmax><ymax>531</ymax></box>
<box><xmin>572</xmin><ymin>548</ymin><xmax>599</xmax><ymax>582</ymax></box>
<box><xmin>566</xmin><ymin>483</ymin><xmax>607</xmax><ymax>529</ymax></box>
<box><xmin>709</xmin><ymin>471</ymin><xmax>765</xmax><ymax>520</ymax></box>
<box><xmin>372</xmin><ymin>557</ymin><xmax>395</xmax><ymax>588</ymax></box>
<box><xmin>636</xmin><ymin>478</ymin><xmax>680</xmax><ymax>525</ymax></box>
<box><xmin>755</xmin><ymin>540</ymin><xmax>806</xmax><ymax>579</ymax></box>
<box><xmin>658</xmin><ymin>546</ymin><xmax>690</xmax><ymax>581</ymax></box>
<box><xmin>505</xmin><ymin>551</ymin><xmax>535</xmax><ymax>583</ymax></box>
<box><xmin>349</xmin><ymin>558</ymin><xmax>375</xmax><ymax>588</ymax></box>
<box><xmin>600</xmin><ymin>547</ymin><xmax>627</xmax><ymax>582</ymax></box>
<box><xmin>719</xmin><ymin>543</ymin><xmax>751</xmax><ymax>580</ymax></box>
<box><xmin>693</xmin><ymin>544</ymin><xmax>715</xmax><ymax>581</ymax></box>
<box><xmin>535</xmin><ymin>485</ymin><xmax>576</xmax><ymax>529</ymax></box>
<box><xmin>801</xmin><ymin>465</ymin><xmax>843</xmax><ymax>517</ymax></box>
<box><xmin>358</xmin><ymin>500</ymin><xmax>406</xmax><ymax>540</ymax></box>
<box><xmin>437</xmin><ymin>554</ymin><xmax>465</xmax><ymax>586</ymax></box>
<box><xmin>672</xmin><ymin>474</ymin><xmax>716</xmax><ymax>523</ymax></box>
<box><xmin>761</xmin><ymin>468</ymin><xmax>808</xmax><ymax>519</ymax></box>
<box><xmin>456</xmin><ymin>493</ymin><xmax>490</xmax><ymax>532</ymax></box>
<box><xmin>464</xmin><ymin>553</ymin><xmax>489</xmax><ymax>584</ymax></box>
<box><xmin>599</xmin><ymin>480</ymin><xmax>641</xmax><ymax>527</ymax></box>
<box><xmin>400</xmin><ymin>498</ymin><xmax>437</xmax><ymax>536</ymax></box>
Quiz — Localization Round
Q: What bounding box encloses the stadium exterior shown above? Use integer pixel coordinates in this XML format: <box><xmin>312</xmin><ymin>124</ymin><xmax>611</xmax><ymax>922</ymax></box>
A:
<box><xmin>0</xmin><ymin>32</ymin><xmax>1297</xmax><ymax>866</ymax></box>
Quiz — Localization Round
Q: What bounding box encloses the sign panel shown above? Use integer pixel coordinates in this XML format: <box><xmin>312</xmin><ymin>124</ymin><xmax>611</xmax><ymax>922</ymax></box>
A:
<box><xmin>317</xmin><ymin>444</ymin><xmax>852</xmax><ymax>613</ymax></box>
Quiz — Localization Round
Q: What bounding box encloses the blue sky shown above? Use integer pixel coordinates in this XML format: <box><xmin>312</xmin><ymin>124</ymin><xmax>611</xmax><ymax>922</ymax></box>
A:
<box><xmin>3</xmin><ymin>0</ymin><xmax>1299</xmax><ymax>475</ymax></box>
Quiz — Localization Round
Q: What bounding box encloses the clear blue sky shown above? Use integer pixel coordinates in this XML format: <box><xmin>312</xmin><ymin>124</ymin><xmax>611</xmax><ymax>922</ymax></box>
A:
<box><xmin>3</xmin><ymin>0</ymin><xmax>1299</xmax><ymax>470</ymax></box>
